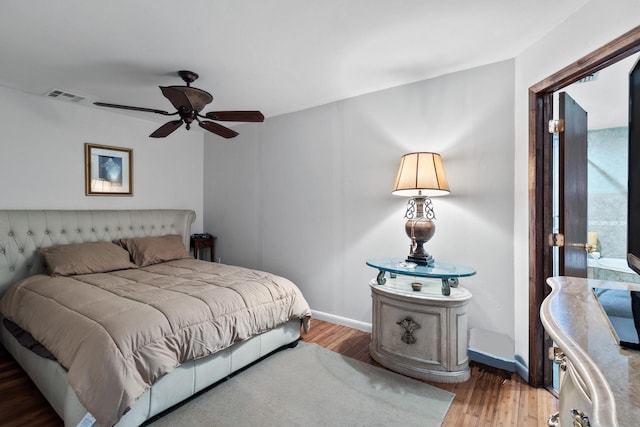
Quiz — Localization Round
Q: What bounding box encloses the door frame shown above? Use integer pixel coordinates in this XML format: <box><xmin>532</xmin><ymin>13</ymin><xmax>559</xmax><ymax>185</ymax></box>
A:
<box><xmin>528</xmin><ymin>26</ymin><xmax>640</xmax><ymax>387</ymax></box>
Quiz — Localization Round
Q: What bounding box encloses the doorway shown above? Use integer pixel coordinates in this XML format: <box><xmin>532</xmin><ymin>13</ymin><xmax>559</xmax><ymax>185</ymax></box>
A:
<box><xmin>546</xmin><ymin>55</ymin><xmax>640</xmax><ymax>390</ymax></box>
<box><xmin>528</xmin><ymin>26</ymin><xmax>640</xmax><ymax>388</ymax></box>
<box><xmin>557</xmin><ymin>56</ymin><xmax>640</xmax><ymax>285</ymax></box>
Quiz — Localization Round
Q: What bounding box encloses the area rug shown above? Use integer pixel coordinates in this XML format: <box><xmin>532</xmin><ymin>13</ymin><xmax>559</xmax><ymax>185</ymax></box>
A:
<box><xmin>147</xmin><ymin>341</ymin><xmax>454</xmax><ymax>427</ymax></box>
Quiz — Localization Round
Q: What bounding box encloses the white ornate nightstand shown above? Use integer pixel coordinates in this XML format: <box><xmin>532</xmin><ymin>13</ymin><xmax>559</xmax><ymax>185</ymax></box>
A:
<box><xmin>367</xmin><ymin>258</ymin><xmax>474</xmax><ymax>383</ymax></box>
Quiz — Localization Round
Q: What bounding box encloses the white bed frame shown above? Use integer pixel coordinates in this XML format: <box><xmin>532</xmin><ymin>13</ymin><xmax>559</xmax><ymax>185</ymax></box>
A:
<box><xmin>0</xmin><ymin>210</ymin><xmax>301</xmax><ymax>427</ymax></box>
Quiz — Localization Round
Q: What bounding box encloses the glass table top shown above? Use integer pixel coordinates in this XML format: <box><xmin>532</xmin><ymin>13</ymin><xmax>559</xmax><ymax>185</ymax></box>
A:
<box><xmin>366</xmin><ymin>257</ymin><xmax>476</xmax><ymax>278</ymax></box>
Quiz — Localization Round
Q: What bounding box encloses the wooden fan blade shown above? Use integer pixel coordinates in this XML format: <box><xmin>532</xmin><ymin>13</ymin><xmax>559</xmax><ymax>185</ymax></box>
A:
<box><xmin>205</xmin><ymin>111</ymin><xmax>265</xmax><ymax>122</ymax></box>
<box><xmin>94</xmin><ymin>102</ymin><xmax>173</xmax><ymax>116</ymax></box>
<box><xmin>199</xmin><ymin>120</ymin><xmax>239</xmax><ymax>139</ymax></box>
<box><xmin>160</xmin><ymin>86</ymin><xmax>194</xmax><ymax>111</ymax></box>
<box><xmin>150</xmin><ymin>120</ymin><xmax>184</xmax><ymax>138</ymax></box>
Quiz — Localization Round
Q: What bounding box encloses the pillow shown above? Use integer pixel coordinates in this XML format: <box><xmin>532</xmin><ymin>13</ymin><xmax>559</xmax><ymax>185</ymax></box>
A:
<box><xmin>40</xmin><ymin>241</ymin><xmax>138</xmax><ymax>276</ymax></box>
<box><xmin>120</xmin><ymin>234</ymin><xmax>192</xmax><ymax>267</ymax></box>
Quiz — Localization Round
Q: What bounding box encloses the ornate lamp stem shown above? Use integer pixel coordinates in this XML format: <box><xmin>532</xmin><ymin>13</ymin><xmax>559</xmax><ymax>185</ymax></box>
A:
<box><xmin>404</xmin><ymin>194</ymin><xmax>436</xmax><ymax>266</ymax></box>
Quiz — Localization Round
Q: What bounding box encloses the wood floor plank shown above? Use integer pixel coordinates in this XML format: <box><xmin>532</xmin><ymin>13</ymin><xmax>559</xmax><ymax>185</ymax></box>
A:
<box><xmin>0</xmin><ymin>319</ymin><xmax>557</xmax><ymax>426</ymax></box>
<box><xmin>495</xmin><ymin>371</ymin><xmax>520</xmax><ymax>426</ymax></box>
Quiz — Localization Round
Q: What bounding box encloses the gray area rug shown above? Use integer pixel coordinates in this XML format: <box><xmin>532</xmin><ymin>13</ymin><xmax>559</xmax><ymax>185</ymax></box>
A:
<box><xmin>148</xmin><ymin>341</ymin><xmax>454</xmax><ymax>427</ymax></box>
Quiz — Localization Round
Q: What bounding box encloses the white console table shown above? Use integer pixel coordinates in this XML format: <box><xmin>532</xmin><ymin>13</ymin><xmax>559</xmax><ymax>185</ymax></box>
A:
<box><xmin>367</xmin><ymin>261</ymin><xmax>473</xmax><ymax>383</ymax></box>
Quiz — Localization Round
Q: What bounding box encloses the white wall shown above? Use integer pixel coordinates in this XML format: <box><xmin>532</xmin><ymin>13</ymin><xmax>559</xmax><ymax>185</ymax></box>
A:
<box><xmin>0</xmin><ymin>85</ymin><xmax>204</xmax><ymax>230</ymax></box>
<box><xmin>204</xmin><ymin>59</ymin><xmax>516</xmax><ymax>338</ymax></box>
<box><xmin>513</xmin><ymin>0</ymin><xmax>639</xmax><ymax>371</ymax></box>
<box><xmin>204</xmin><ymin>0</ymin><xmax>639</xmax><ymax>375</ymax></box>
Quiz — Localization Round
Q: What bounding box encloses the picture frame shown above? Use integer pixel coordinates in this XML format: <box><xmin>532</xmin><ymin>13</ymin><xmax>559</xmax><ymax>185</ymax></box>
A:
<box><xmin>85</xmin><ymin>143</ymin><xmax>133</xmax><ymax>196</ymax></box>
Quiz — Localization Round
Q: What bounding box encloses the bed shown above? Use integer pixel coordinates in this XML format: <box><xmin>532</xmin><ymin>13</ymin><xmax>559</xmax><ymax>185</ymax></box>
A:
<box><xmin>0</xmin><ymin>209</ymin><xmax>311</xmax><ymax>427</ymax></box>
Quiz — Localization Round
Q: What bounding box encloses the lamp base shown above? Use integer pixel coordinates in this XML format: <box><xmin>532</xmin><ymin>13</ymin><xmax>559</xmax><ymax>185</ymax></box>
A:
<box><xmin>407</xmin><ymin>253</ymin><xmax>434</xmax><ymax>267</ymax></box>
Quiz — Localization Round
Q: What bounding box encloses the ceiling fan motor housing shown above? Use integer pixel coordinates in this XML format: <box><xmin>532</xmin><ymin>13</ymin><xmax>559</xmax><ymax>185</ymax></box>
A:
<box><xmin>178</xmin><ymin>70</ymin><xmax>199</xmax><ymax>85</ymax></box>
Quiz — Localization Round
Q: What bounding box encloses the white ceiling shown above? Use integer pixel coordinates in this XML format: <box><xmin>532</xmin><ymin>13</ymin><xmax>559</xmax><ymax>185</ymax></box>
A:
<box><xmin>0</xmin><ymin>0</ymin><xmax>593</xmax><ymax>125</ymax></box>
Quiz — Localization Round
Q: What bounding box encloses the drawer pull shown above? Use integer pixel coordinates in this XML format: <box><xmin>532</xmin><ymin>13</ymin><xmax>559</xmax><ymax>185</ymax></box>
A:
<box><xmin>397</xmin><ymin>317</ymin><xmax>421</xmax><ymax>344</ymax></box>
<box><xmin>553</xmin><ymin>351</ymin><xmax>567</xmax><ymax>371</ymax></box>
<box><xmin>570</xmin><ymin>409</ymin><xmax>590</xmax><ymax>427</ymax></box>
<box><xmin>547</xmin><ymin>411</ymin><xmax>559</xmax><ymax>427</ymax></box>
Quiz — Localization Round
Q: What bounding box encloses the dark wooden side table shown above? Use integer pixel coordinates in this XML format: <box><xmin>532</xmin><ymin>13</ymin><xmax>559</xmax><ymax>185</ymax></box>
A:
<box><xmin>190</xmin><ymin>234</ymin><xmax>217</xmax><ymax>261</ymax></box>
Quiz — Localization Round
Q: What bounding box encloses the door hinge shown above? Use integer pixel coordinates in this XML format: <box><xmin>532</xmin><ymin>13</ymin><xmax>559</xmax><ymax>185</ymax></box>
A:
<box><xmin>548</xmin><ymin>119</ymin><xmax>565</xmax><ymax>133</ymax></box>
<box><xmin>549</xmin><ymin>233</ymin><xmax>564</xmax><ymax>247</ymax></box>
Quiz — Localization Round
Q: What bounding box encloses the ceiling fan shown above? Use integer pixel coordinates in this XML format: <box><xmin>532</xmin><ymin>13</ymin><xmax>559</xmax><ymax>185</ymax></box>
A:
<box><xmin>94</xmin><ymin>70</ymin><xmax>264</xmax><ymax>139</ymax></box>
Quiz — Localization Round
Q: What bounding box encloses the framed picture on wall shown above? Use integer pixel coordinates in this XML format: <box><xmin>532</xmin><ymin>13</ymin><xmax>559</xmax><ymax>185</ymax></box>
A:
<box><xmin>85</xmin><ymin>143</ymin><xmax>133</xmax><ymax>196</ymax></box>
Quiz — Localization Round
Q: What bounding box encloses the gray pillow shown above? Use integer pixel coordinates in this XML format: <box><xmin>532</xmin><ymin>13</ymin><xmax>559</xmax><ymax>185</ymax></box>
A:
<box><xmin>40</xmin><ymin>241</ymin><xmax>137</xmax><ymax>276</ymax></box>
<box><xmin>119</xmin><ymin>234</ymin><xmax>192</xmax><ymax>267</ymax></box>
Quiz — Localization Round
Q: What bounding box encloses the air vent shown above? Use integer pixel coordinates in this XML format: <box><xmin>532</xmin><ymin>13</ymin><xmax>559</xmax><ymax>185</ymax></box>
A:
<box><xmin>45</xmin><ymin>89</ymin><xmax>87</xmax><ymax>103</ymax></box>
<box><xmin>578</xmin><ymin>73</ymin><xmax>599</xmax><ymax>83</ymax></box>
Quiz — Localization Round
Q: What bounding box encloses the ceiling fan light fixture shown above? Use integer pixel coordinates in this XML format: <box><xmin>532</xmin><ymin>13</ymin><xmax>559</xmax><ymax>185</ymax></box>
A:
<box><xmin>169</xmin><ymin>86</ymin><xmax>213</xmax><ymax>112</ymax></box>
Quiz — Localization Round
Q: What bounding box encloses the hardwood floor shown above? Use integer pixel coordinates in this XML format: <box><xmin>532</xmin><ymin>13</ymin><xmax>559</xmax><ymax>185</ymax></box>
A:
<box><xmin>303</xmin><ymin>320</ymin><xmax>558</xmax><ymax>427</ymax></box>
<box><xmin>0</xmin><ymin>319</ymin><xmax>556</xmax><ymax>426</ymax></box>
<box><xmin>0</xmin><ymin>345</ymin><xmax>61</xmax><ymax>427</ymax></box>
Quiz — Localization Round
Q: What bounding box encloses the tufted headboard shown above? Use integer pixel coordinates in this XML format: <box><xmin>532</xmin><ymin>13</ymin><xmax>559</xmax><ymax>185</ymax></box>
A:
<box><xmin>0</xmin><ymin>209</ymin><xmax>196</xmax><ymax>296</ymax></box>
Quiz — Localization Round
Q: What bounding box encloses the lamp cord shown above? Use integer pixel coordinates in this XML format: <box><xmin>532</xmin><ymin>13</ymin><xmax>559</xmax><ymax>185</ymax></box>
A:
<box><xmin>410</xmin><ymin>227</ymin><xmax>416</xmax><ymax>255</ymax></box>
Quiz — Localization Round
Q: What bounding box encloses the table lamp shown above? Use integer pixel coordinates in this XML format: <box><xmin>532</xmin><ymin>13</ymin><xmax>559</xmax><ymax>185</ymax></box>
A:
<box><xmin>392</xmin><ymin>152</ymin><xmax>450</xmax><ymax>266</ymax></box>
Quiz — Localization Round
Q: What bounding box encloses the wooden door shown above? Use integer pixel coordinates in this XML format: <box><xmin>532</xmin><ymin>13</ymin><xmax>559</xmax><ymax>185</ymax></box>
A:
<box><xmin>543</xmin><ymin>92</ymin><xmax>589</xmax><ymax>390</ymax></box>
<box><xmin>558</xmin><ymin>92</ymin><xmax>588</xmax><ymax>277</ymax></box>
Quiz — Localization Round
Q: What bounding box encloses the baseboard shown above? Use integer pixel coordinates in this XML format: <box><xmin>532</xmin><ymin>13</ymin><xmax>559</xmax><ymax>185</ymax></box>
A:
<box><xmin>468</xmin><ymin>327</ymin><xmax>517</xmax><ymax>372</ymax></box>
<box><xmin>311</xmin><ymin>310</ymin><xmax>372</xmax><ymax>333</ymax></box>
<box><xmin>514</xmin><ymin>356</ymin><xmax>529</xmax><ymax>382</ymax></box>
<box><xmin>468</xmin><ymin>349</ymin><xmax>515</xmax><ymax>372</ymax></box>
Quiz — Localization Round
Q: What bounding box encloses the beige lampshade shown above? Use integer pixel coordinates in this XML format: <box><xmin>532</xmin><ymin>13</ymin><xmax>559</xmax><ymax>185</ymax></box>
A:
<box><xmin>392</xmin><ymin>152</ymin><xmax>450</xmax><ymax>197</ymax></box>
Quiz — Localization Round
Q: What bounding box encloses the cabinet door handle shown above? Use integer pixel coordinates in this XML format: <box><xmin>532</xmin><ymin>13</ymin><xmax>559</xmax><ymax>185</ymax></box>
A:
<box><xmin>547</xmin><ymin>411</ymin><xmax>560</xmax><ymax>427</ymax></box>
<box><xmin>553</xmin><ymin>351</ymin><xmax>567</xmax><ymax>371</ymax></box>
<box><xmin>570</xmin><ymin>409</ymin><xmax>591</xmax><ymax>427</ymax></box>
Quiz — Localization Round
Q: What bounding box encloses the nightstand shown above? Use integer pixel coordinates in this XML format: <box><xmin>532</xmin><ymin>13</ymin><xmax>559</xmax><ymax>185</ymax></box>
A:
<box><xmin>190</xmin><ymin>234</ymin><xmax>216</xmax><ymax>261</ymax></box>
<box><xmin>366</xmin><ymin>258</ymin><xmax>475</xmax><ymax>383</ymax></box>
